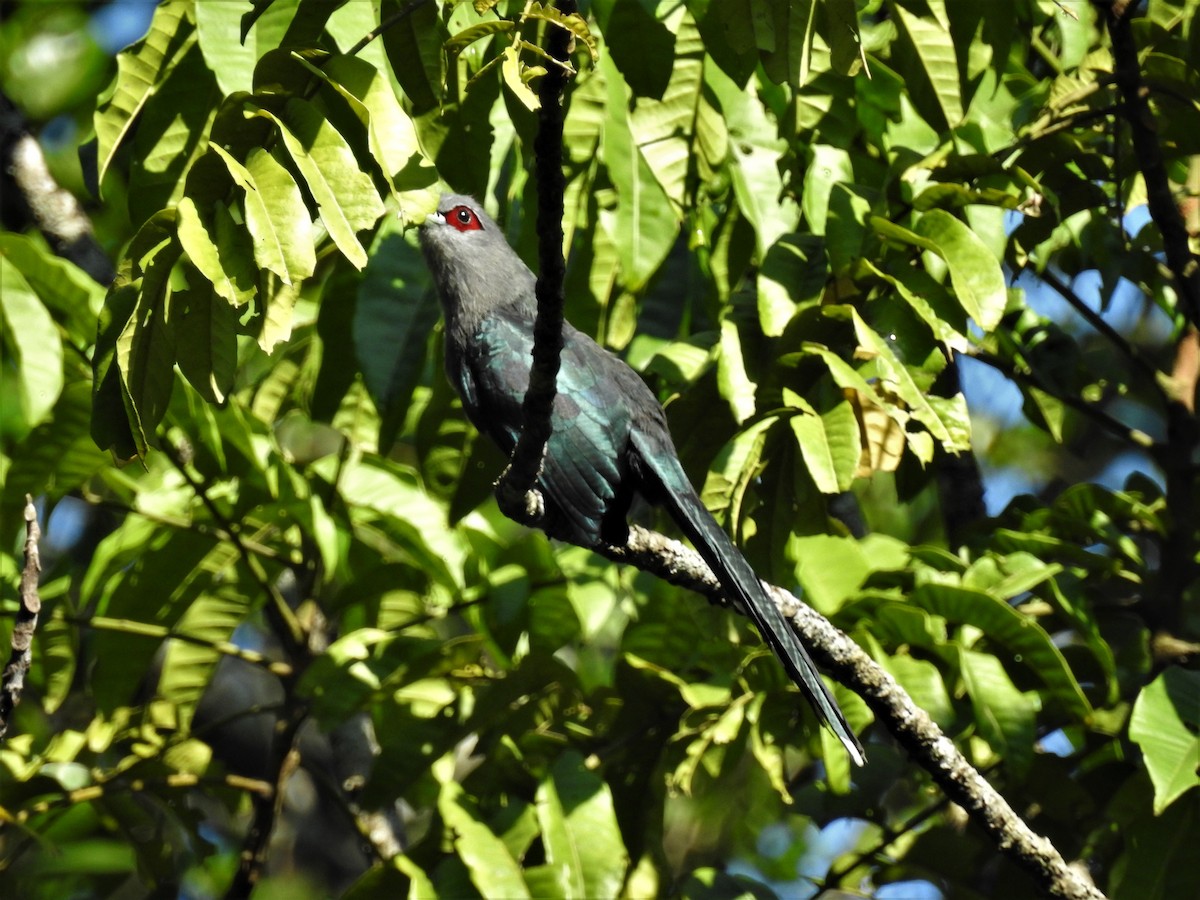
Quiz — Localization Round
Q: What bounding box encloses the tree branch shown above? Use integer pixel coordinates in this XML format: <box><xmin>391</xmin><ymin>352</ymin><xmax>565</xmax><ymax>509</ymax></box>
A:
<box><xmin>495</xmin><ymin>0</ymin><xmax>576</xmax><ymax>523</ymax></box>
<box><xmin>1104</xmin><ymin>6</ymin><xmax>1200</xmax><ymax>326</ymax></box>
<box><xmin>0</xmin><ymin>92</ymin><xmax>114</xmax><ymax>286</ymax></box>
<box><xmin>594</xmin><ymin>525</ymin><xmax>1107</xmax><ymax>900</ymax></box>
<box><xmin>226</xmin><ymin>702</ymin><xmax>308</xmax><ymax>899</ymax></box>
<box><xmin>0</xmin><ymin>497</ymin><xmax>42</xmax><ymax>741</ymax></box>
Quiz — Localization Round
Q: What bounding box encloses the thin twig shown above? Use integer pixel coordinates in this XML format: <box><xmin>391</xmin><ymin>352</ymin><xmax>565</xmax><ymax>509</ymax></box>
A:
<box><xmin>345</xmin><ymin>0</ymin><xmax>432</xmax><ymax>59</ymax></box>
<box><xmin>1037</xmin><ymin>268</ymin><xmax>1160</xmax><ymax>385</ymax></box>
<box><xmin>161</xmin><ymin>442</ymin><xmax>308</xmax><ymax>661</ymax></box>
<box><xmin>967</xmin><ymin>347</ymin><xmax>1157</xmax><ymax>449</ymax></box>
<box><xmin>0</xmin><ymin>496</ymin><xmax>42</xmax><ymax>740</ymax></box>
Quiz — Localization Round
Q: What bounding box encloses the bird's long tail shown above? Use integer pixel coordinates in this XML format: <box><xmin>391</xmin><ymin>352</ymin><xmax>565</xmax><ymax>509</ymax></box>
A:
<box><xmin>640</xmin><ymin>444</ymin><xmax>866</xmax><ymax>766</ymax></box>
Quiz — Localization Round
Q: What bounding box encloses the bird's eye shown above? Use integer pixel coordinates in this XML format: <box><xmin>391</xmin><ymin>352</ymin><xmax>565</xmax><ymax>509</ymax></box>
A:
<box><xmin>446</xmin><ymin>205</ymin><xmax>482</xmax><ymax>232</ymax></box>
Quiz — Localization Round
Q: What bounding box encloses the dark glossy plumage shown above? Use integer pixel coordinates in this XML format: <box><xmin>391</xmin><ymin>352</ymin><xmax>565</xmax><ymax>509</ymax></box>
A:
<box><xmin>420</xmin><ymin>194</ymin><xmax>865</xmax><ymax>765</ymax></box>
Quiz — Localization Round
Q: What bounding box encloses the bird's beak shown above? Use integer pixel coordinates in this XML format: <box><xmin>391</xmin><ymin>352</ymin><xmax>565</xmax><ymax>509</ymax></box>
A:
<box><xmin>426</xmin><ymin>210</ymin><xmax>446</xmax><ymax>227</ymax></box>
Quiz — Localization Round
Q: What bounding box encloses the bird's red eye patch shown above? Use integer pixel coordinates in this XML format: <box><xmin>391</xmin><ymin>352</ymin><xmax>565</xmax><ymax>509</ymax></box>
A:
<box><xmin>446</xmin><ymin>205</ymin><xmax>483</xmax><ymax>232</ymax></box>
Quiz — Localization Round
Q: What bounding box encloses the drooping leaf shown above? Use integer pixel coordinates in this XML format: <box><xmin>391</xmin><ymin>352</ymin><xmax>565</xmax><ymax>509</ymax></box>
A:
<box><xmin>304</xmin><ymin>54</ymin><xmax>439</xmax><ymax>217</ymax></box>
<box><xmin>171</xmin><ymin>278</ymin><xmax>239</xmax><ymax>405</ymax></box>
<box><xmin>381</xmin><ymin>0</ymin><xmax>445</xmax><ymax>114</ymax></box>
<box><xmin>1129</xmin><ymin>668</ymin><xmax>1200</xmax><ymax>815</ymax></box>
<box><xmin>94</xmin><ymin>0</ymin><xmax>196</xmax><ymax>189</ymax></box>
<box><xmin>253</xmin><ymin>99</ymin><xmax>385</xmax><ymax>269</ymax></box>
<box><xmin>598</xmin><ymin>52</ymin><xmax>677</xmax><ymax>290</ymax></box>
<box><xmin>176</xmin><ymin>197</ymin><xmax>256</xmax><ymax>307</ymax></box>
<box><xmin>892</xmin><ymin>1</ymin><xmax>963</xmax><ymax>129</ymax></box>
<box><xmin>438</xmin><ymin>781</ymin><xmax>532</xmax><ymax>899</ymax></box>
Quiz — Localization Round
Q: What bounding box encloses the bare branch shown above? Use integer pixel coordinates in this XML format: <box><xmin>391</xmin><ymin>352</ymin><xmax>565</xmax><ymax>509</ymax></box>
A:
<box><xmin>0</xmin><ymin>496</ymin><xmax>42</xmax><ymax>740</ymax></box>
<box><xmin>595</xmin><ymin>525</ymin><xmax>1107</xmax><ymax>900</ymax></box>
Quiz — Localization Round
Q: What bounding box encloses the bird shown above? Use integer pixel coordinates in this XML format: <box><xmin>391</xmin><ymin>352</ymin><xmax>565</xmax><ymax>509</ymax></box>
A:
<box><xmin>419</xmin><ymin>193</ymin><xmax>865</xmax><ymax>765</ymax></box>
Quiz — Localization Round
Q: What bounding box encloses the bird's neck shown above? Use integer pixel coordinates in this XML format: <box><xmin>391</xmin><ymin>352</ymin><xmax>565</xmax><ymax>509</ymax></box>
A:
<box><xmin>442</xmin><ymin>287</ymin><xmax>534</xmax><ymax>352</ymax></box>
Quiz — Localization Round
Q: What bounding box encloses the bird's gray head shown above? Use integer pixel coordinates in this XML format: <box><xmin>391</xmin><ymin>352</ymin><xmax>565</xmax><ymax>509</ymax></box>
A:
<box><xmin>419</xmin><ymin>194</ymin><xmax>536</xmax><ymax>333</ymax></box>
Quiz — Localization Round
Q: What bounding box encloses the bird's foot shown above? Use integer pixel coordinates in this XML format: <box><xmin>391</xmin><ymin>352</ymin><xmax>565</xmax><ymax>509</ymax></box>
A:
<box><xmin>495</xmin><ymin>469</ymin><xmax>545</xmax><ymax>527</ymax></box>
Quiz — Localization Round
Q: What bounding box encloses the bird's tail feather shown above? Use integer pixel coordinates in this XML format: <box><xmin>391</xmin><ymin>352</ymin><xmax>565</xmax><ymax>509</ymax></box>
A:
<box><xmin>644</xmin><ymin>451</ymin><xmax>866</xmax><ymax>766</ymax></box>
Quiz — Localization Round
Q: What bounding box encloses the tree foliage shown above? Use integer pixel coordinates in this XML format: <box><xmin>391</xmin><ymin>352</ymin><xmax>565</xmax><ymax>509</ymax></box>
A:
<box><xmin>1</xmin><ymin>1</ymin><xmax>1198</xmax><ymax>898</ymax></box>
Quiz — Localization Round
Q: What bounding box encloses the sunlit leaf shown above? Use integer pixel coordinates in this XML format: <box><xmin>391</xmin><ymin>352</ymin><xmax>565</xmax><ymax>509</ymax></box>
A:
<box><xmin>0</xmin><ymin>257</ymin><xmax>64</xmax><ymax>429</ymax></box>
<box><xmin>94</xmin><ymin>0</ymin><xmax>196</xmax><ymax>189</ymax></box>
<box><xmin>1129</xmin><ymin>668</ymin><xmax>1200</xmax><ymax>815</ymax></box>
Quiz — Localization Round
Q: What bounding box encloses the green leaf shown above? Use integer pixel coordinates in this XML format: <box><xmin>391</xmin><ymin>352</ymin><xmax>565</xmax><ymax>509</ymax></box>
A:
<box><xmin>757</xmin><ymin>234</ymin><xmax>825</xmax><ymax>336</ymax></box>
<box><xmin>704</xmin><ymin>64</ymin><xmax>798</xmax><ymax>255</ymax></box>
<box><xmin>304</xmin><ymin>54</ymin><xmax>439</xmax><ymax>217</ymax></box>
<box><xmin>0</xmin><ymin>235</ymin><xmax>104</xmax><ymax>346</ymax></box>
<box><xmin>825</xmin><ymin>182</ymin><xmax>872</xmax><ymax>276</ymax></box>
<box><xmin>885</xmin><ymin>654</ymin><xmax>954</xmax><ymax>727</ymax></box>
<box><xmin>786</xmin><ymin>394</ymin><xmax>860</xmax><ymax>494</ymax></box>
<box><xmin>381</xmin><ymin>0</ymin><xmax>444</xmax><ymax>114</ymax></box>
<box><xmin>94</xmin><ymin>0</ymin><xmax>196</xmax><ymax>189</ymax></box>
<box><xmin>172</xmin><ymin>279</ymin><xmax>239</xmax><ymax>405</ymax></box>
<box><xmin>958</xmin><ymin>646</ymin><xmax>1036</xmax><ymax>770</ymax></box>
<box><xmin>196</xmin><ymin>0</ymin><xmax>300</xmax><ymax>95</ymax></box>
<box><xmin>535</xmin><ymin>752</ymin><xmax>628</xmax><ymax>900</ymax></box>
<box><xmin>209</xmin><ymin>144</ymin><xmax>317</xmax><ymax>285</ymax></box>
<box><xmin>759</xmin><ymin>0</ymin><xmax>817</xmax><ymax>87</ymax></box>
<box><xmin>176</xmin><ymin>197</ymin><xmax>256</xmax><ymax>307</ymax></box>
<box><xmin>525</xmin><ymin>2</ymin><xmax>597</xmax><ymax>61</ymax></box>
<box><xmin>2</xmin><ymin>379</ymin><xmax>108</xmax><ymax>532</ymax></box>
<box><xmin>824</xmin><ymin>0</ymin><xmax>864</xmax><ymax>76</ymax></box>
<box><xmin>253</xmin><ymin>99</ymin><xmax>385</xmax><ymax>269</ymax></box>
<box><xmin>1109</xmin><ymin>798</ymin><xmax>1199</xmax><ymax>900</ymax></box>
<box><xmin>128</xmin><ymin>41</ymin><xmax>219</xmax><ymax>228</ymax></box>
<box><xmin>871</xmin><ymin>213</ymin><xmax>1007</xmax><ymax>334</ymax></box>
<box><xmin>599</xmin><ymin>53</ymin><xmax>677</xmax><ymax>290</ymax></box>
<box><xmin>112</xmin><ymin>225</ymin><xmax>182</xmax><ymax>453</ymax></box>
<box><xmin>445</xmin><ymin>20</ymin><xmax>514</xmax><ymax>56</ymax></box>
<box><xmin>863</xmin><ymin>260</ymin><xmax>968</xmax><ymax>350</ymax></box>
<box><xmin>800</xmin><ymin>144</ymin><xmax>853</xmax><ymax>236</ymax></box>
<box><xmin>914</xmin><ymin>209</ymin><xmax>1007</xmax><ymax>333</ymax></box>
<box><xmin>0</xmin><ymin>256</ymin><xmax>64</xmax><ymax>429</ymax></box>
<box><xmin>158</xmin><ymin>577</ymin><xmax>249</xmax><ymax>731</ymax></box>
<box><xmin>702</xmin><ymin>417</ymin><xmax>776</xmax><ymax>530</ymax></box>
<box><xmin>561</xmin><ymin>66</ymin><xmax>606</xmax><ymax>256</ymax></box>
<box><xmin>89</xmin><ymin>529</ymin><xmax>219</xmax><ymax>712</ymax></box>
<box><xmin>716</xmin><ymin>319</ymin><xmax>756</xmax><ymax>424</ymax></box>
<box><xmin>910</xmin><ymin>584</ymin><xmax>1091</xmax><ymax>721</ymax></box>
<box><xmin>627</xmin><ymin>6</ymin><xmax>704</xmax><ymax>210</ymax></box>
<box><xmin>1129</xmin><ymin>668</ymin><xmax>1200</xmax><ymax>814</ymax></box>
<box><xmin>892</xmin><ymin>2</ymin><xmax>962</xmax><ymax>128</ymax></box>
<box><xmin>438</xmin><ymin>781</ymin><xmax>531</xmax><ymax>899</ymax></box>
<box><xmin>791</xmin><ymin>534</ymin><xmax>881</xmax><ymax>612</ymax></box>
<box><xmin>850</xmin><ymin>310</ymin><xmax>972</xmax><ymax>454</ymax></box>
<box><xmin>92</xmin><ymin>276</ymin><xmax>142</xmax><ymax>459</ymax></box>
<box><xmin>354</xmin><ymin>224</ymin><xmax>440</xmax><ymax>449</ymax></box>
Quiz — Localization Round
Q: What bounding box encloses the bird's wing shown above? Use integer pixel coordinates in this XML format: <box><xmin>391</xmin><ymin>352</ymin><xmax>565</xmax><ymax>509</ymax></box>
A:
<box><xmin>466</xmin><ymin>311</ymin><xmax>633</xmax><ymax>545</ymax></box>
